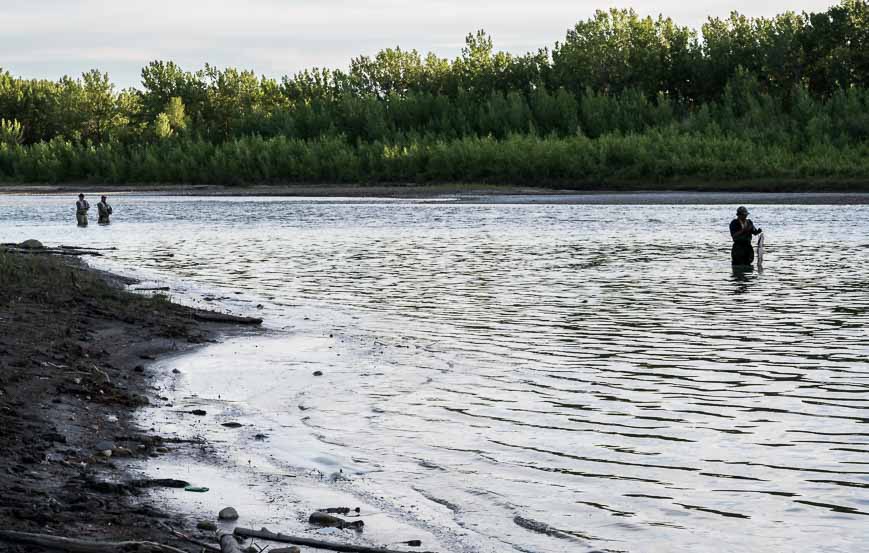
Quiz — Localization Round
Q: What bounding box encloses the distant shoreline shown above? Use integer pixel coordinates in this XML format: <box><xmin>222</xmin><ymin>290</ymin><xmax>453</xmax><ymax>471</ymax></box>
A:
<box><xmin>2</xmin><ymin>180</ymin><xmax>869</xmax><ymax>198</ymax></box>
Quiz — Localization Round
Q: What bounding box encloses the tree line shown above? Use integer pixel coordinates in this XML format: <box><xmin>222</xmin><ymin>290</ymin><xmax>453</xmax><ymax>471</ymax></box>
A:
<box><xmin>0</xmin><ymin>0</ymin><xmax>867</xmax><ymax>185</ymax></box>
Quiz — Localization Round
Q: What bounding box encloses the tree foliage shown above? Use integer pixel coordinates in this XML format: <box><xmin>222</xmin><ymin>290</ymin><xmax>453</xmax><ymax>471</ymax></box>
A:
<box><xmin>0</xmin><ymin>1</ymin><xmax>867</xmax><ymax>184</ymax></box>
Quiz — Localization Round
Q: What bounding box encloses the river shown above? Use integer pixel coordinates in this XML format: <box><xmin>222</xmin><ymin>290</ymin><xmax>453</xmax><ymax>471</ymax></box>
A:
<box><xmin>1</xmin><ymin>192</ymin><xmax>868</xmax><ymax>552</ymax></box>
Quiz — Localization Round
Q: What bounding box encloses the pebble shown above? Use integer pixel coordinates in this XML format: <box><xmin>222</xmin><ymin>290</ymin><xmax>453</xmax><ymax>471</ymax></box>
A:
<box><xmin>218</xmin><ymin>506</ymin><xmax>239</xmax><ymax>520</ymax></box>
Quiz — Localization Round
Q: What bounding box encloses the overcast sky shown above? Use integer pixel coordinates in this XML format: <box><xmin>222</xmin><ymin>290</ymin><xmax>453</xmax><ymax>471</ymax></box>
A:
<box><xmin>1</xmin><ymin>0</ymin><xmax>836</xmax><ymax>89</ymax></box>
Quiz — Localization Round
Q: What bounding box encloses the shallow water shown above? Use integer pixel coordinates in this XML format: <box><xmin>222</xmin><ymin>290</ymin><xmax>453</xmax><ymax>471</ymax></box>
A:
<box><xmin>2</xmin><ymin>193</ymin><xmax>868</xmax><ymax>552</ymax></box>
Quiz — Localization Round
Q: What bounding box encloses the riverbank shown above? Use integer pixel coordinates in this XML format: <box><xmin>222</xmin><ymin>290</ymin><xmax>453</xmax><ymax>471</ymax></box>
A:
<box><xmin>0</xmin><ymin>246</ymin><xmax>261</xmax><ymax>551</ymax></box>
<box><xmin>2</xmin><ymin>177</ymin><xmax>869</xmax><ymax>198</ymax></box>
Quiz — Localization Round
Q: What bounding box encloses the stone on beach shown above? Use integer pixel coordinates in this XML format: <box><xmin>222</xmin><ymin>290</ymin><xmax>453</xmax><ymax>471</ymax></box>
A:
<box><xmin>197</xmin><ymin>520</ymin><xmax>217</xmax><ymax>531</ymax></box>
<box><xmin>218</xmin><ymin>506</ymin><xmax>239</xmax><ymax>520</ymax></box>
<box><xmin>18</xmin><ymin>239</ymin><xmax>44</xmax><ymax>249</ymax></box>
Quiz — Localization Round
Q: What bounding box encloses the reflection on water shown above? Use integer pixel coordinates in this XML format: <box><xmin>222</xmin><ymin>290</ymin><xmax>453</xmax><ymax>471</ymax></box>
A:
<box><xmin>1</xmin><ymin>193</ymin><xmax>868</xmax><ymax>553</ymax></box>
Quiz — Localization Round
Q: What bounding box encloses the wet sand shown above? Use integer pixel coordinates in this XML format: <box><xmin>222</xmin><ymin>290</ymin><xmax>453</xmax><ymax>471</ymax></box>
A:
<box><xmin>0</xmin><ymin>248</ymin><xmax>259</xmax><ymax>551</ymax></box>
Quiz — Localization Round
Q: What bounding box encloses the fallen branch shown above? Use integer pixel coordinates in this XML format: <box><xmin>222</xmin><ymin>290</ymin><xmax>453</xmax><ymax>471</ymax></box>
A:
<box><xmin>234</xmin><ymin>527</ymin><xmax>434</xmax><ymax>553</ymax></box>
<box><xmin>158</xmin><ymin>522</ymin><xmax>220</xmax><ymax>552</ymax></box>
<box><xmin>0</xmin><ymin>529</ymin><xmax>189</xmax><ymax>553</ymax></box>
<box><xmin>192</xmin><ymin>311</ymin><xmax>263</xmax><ymax>325</ymax></box>
<box><xmin>62</xmin><ymin>245</ymin><xmax>118</xmax><ymax>251</ymax></box>
<box><xmin>2</xmin><ymin>246</ymin><xmax>103</xmax><ymax>256</ymax></box>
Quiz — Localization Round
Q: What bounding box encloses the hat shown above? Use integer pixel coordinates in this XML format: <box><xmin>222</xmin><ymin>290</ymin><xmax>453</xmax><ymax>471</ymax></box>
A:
<box><xmin>736</xmin><ymin>206</ymin><xmax>749</xmax><ymax>215</ymax></box>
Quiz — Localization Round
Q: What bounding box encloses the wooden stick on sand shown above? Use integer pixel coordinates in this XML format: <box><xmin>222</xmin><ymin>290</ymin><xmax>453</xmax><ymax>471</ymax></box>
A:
<box><xmin>234</xmin><ymin>527</ymin><xmax>435</xmax><ymax>553</ymax></box>
<box><xmin>0</xmin><ymin>529</ymin><xmax>189</xmax><ymax>553</ymax></box>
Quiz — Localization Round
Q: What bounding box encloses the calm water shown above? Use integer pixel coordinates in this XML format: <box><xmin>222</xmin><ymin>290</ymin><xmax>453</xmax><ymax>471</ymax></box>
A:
<box><xmin>2</xmin><ymin>193</ymin><xmax>868</xmax><ymax>552</ymax></box>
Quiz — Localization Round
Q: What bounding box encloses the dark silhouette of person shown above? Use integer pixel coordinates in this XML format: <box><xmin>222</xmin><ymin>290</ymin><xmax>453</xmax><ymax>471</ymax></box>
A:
<box><xmin>730</xmin><ymin>206</ymin><xmax>762</xmax><ymax>265</ymax></box>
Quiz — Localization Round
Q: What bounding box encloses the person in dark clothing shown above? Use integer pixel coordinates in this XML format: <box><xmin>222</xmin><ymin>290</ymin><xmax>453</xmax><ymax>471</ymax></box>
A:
<box><xmin>730</xmin><ymin>206</ymin><xmax>762</xmax><ymax>265</ymax></box>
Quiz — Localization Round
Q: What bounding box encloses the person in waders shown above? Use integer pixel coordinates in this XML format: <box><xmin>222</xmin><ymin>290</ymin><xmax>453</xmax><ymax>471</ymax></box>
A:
<box><xmin>75</xmin><ymin>194</ymin><xmax>90</xmax><ymax>227</ymax></box>
<box><xmin>97</xmin><ymin>195</ymin><xmax>113</xmax><ymax>225</ymax></box>
<box><xmin>730</xmin><ymin>206</ymin><xmax>762</xmax><ymax>265</ymax></box>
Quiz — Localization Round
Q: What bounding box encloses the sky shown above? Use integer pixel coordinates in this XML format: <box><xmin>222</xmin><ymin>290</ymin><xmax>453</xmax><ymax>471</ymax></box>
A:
<box><xmin>1</xmin><ymin>0</ymin><xmax>837</xmax><ymax>89</ymax></box>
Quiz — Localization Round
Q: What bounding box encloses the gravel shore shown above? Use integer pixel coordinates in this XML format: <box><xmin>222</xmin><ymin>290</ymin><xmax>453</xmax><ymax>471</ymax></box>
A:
<box><xmin>0</xmin><ymin>248</ymin><xmax>258</xmax><ymax>551</ymax></box>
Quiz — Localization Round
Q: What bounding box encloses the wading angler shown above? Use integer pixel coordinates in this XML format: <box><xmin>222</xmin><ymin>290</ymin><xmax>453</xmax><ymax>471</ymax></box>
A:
<box><xmin>75</xmin><ymin>193</ymin><xmax>90</xmax><ymax>226</ymax></box>
<box><xmin>730</xmin><ymin>206</ymin><xmax>762</xmax><ymax>265</ymax></box>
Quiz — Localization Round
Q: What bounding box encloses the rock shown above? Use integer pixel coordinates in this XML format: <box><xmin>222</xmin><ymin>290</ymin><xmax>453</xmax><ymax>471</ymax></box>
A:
<box><xmin>196</xmin><ymin>520</ymin><xmax>217</xmax><ymax>531</ymax></box>
<box><xmin>155</xmin><ymin>447</ymin><xmax>169</xmax><ymax>453</ymax></box>
<box><xmin>218</xmin><ymin>506</ymin><xmax>239</xmax><ymax>520</ymax></box>
<box><xmin>18</xmin><ymin>239</ymin><xmax>43</xmax><ymax>249</ymax></box>
<box><xmin>112</xmin><ymin>447</ymin><xmax>133</xmax><ymax>457</ymax></box>
<box><xmin>172</xmin><ymin>368</ymin><xmax>181</xmax><ymax>374</ymax></box>
<box><xmin>221</xmin><ymin>422</ymin><xmax>243</xmax><ymax>428</ymax></box>
<box><xmin>189</xmin><ymin>409</ymin><xmax>207</xmax><ymax>416</ymax></box>
<box><xmin>270</xmin><ymin>548</ymin><xmax>301</xmax><ymax>553</ymax></box>
<box><xmin>94</xmin><ymin>440</ymin><xmax>114</xmax><ymax>451</ymax></box>
<box><xmin>313</xmin><ymin>371</ymin><xmax>323</xmax><ymax>376</ymax></box>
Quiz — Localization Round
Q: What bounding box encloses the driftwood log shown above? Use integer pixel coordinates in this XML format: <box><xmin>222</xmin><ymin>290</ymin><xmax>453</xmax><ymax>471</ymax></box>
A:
<box><xmin>192</xmin><ymin>311</ymin><xmax>263</xmax><ymax>325</ymax></box>
<box><xmin>0</xmin><ymin>530</ymin><xmax>189</xmax><ymax>553</ymax></box>
<box><xmin>61</xmin><ymin>245</ymin><xmax>118</xmax><ymax>251</ymax></box>
<box><xmin>2</xmin><ymin>246</ymin><xmax>103</xmax><ymax>256</ymax></box>
<box><xmin>234</xmin><ymin>527</ymin><xmax>435</xmax><ymax>553</ymax></box>
<box><xmin>218</xmin><ymin>531</ymin><xmax>244</xmax><ymax>553</ymax></box>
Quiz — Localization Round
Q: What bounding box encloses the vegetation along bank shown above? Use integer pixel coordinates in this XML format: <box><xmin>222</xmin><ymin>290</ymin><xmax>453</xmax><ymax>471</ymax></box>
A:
<box><xmin>1</xmin><ymin>1</ymin><xmax>868</xmax><ymax>187</ymax></box>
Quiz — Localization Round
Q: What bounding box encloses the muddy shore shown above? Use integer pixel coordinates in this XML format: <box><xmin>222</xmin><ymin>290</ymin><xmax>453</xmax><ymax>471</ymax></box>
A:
<box><xmin>0</xmin><ymin>247</ymin><xmax>260</xmax><ymax>551</ymax></box>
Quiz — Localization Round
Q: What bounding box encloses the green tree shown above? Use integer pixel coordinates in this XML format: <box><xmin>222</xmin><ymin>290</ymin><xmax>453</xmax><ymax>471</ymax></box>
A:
<box><xmin>81</xmin><ymin>69</ymin><xmax>119</xmax><ymax>142</ymax></box>
<box><xmin>0</xmin><ymin>118</ymin><xmax>24</xmax><ymax>146</ymax></box>
<box><xmin>164</xmin><ymin>96</ymin><xmax>188</xmax><ymax>132</ymax></box>
<box><xmin>154</xmin><ymin>112</ymin><xmax>173</xmax><ymax>139</ymax></box>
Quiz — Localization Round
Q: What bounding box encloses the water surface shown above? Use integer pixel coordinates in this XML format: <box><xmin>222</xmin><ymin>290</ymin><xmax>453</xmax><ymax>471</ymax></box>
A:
<box><xmin>1</xmin><ymin>193</ymin><xmax>868</xmax><ymax>552</ymax></box>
